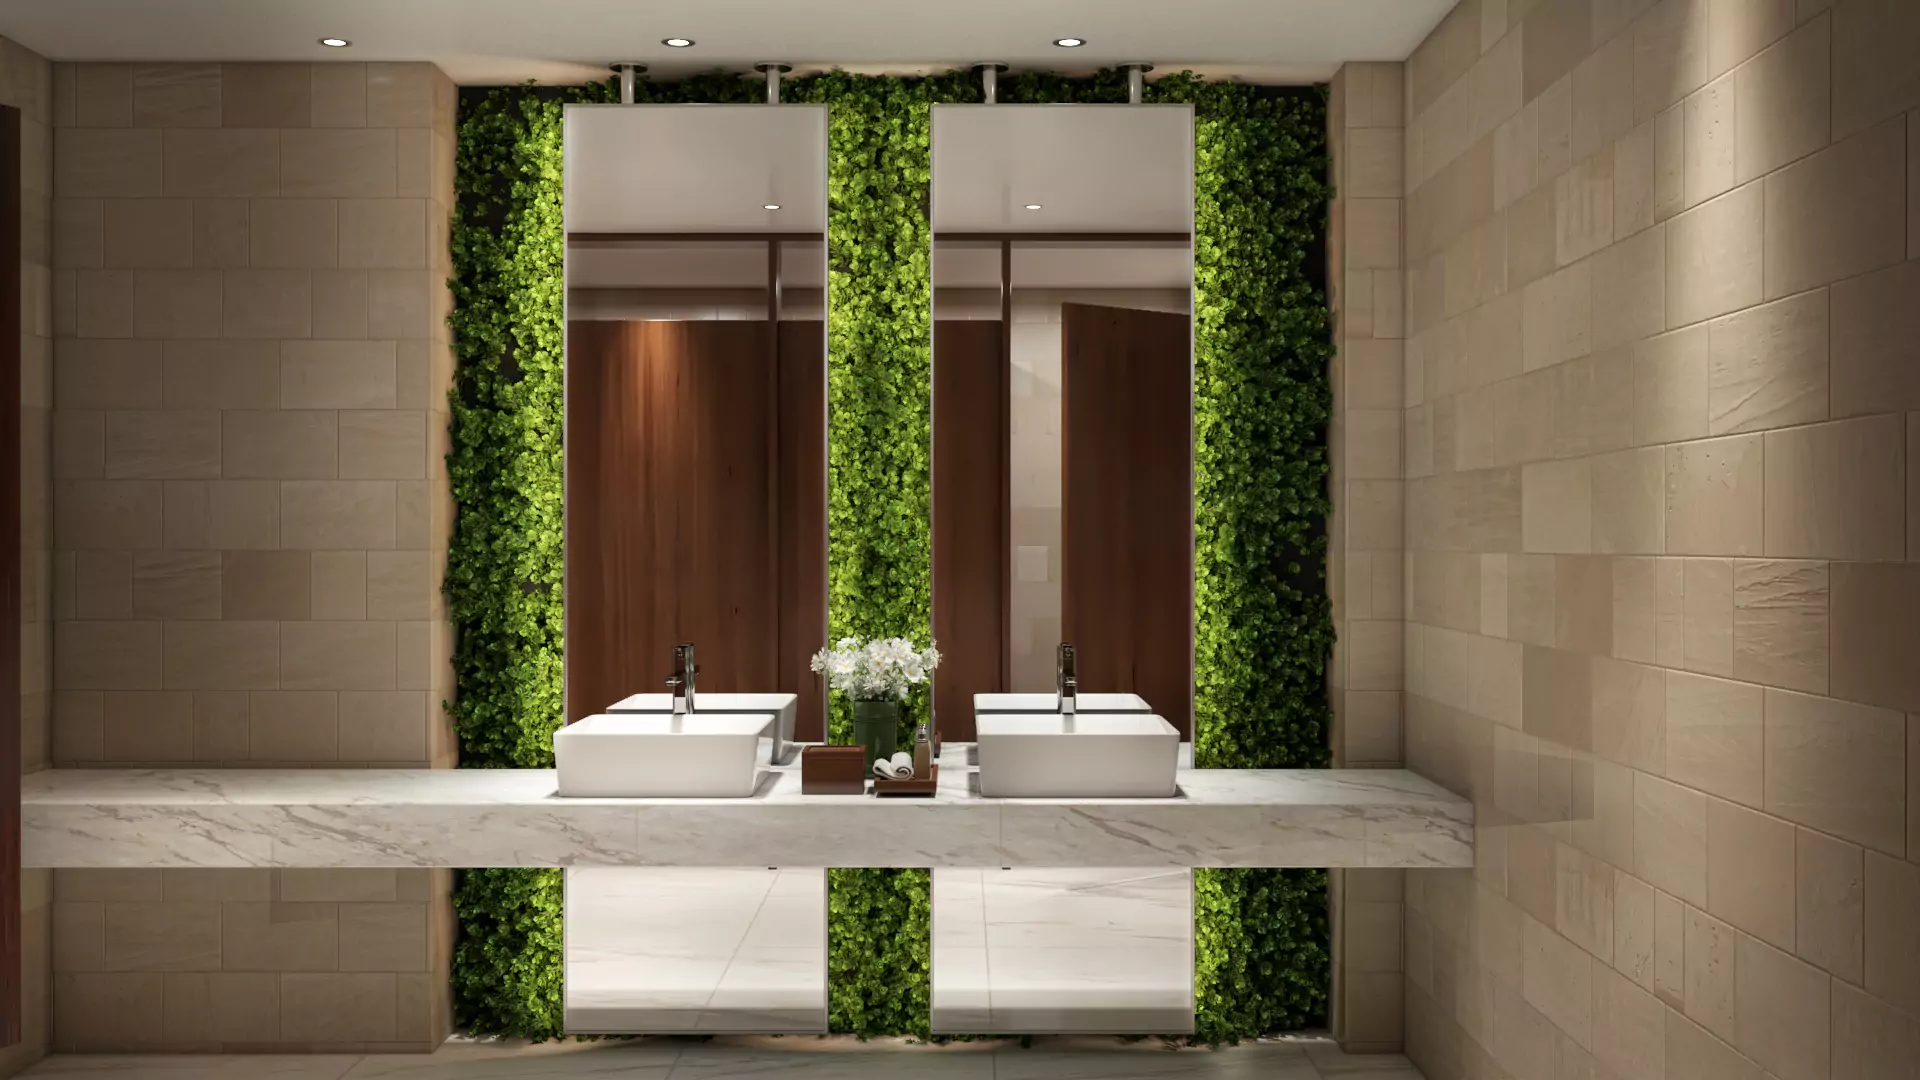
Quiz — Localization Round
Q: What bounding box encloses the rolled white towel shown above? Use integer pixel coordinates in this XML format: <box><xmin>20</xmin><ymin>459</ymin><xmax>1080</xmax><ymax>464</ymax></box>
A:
<box><xmin>872</xmin><ymin>752</ymin><xmax>916</xmax><ymax>780</ymax></box>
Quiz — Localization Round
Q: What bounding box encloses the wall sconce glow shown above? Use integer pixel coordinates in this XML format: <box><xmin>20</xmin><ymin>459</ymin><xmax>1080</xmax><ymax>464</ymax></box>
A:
<box><xmin>1024</xmin><ymin>204</ymin><xmax>1043</xmax><ymax>211</ymax></box>
<box><xmin>763</xmin><ymin>204</ymin><xmax>782</xmax><ymax>211</ymax></box>
<box><xmin>1053</xmin><ymin>37</ymin><xmax>1086</xmax><ymax>48</ymax></box>
<box><xmin>318</xmin><ymin>37</ymin><xmax>351</xmax><ymax>48</ymax></box>
<box><xmin>662</xmin><ymin>37</ymin><xmax>695</xmax><ymax>48</ymax></box>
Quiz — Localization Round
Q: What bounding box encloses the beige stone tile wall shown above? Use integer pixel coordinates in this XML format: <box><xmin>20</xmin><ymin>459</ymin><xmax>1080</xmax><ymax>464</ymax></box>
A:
<box><xmin>1398</xmin><ymin>1</ymin><xmax>1920</xmax><ymax>1077</ymax></box>
<box><xmin>2</xmin><ymin>32</ymin><xmax>55</xmax><ymax>1080</ymax></box>
<box><xmin>1328</xmin><ymin>61</ymin><xmax>1411</xmax><ymax>1053</ymax></box>
<box><xmin>44</xmin><ymin>61</ymin><xmax>459</xmax><ymax>1053</ymax></box>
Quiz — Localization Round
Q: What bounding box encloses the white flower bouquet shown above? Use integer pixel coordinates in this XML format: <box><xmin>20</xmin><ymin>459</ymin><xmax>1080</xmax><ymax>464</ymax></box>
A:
<box><xmin>809</xmin><ymin>636</ymin><xmax>942</xmax><ymax>702</ymax></box>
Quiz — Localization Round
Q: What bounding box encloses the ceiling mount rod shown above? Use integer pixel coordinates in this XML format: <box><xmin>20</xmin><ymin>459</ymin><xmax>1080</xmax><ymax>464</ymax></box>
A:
<box><xmin>608</xmin><ymin>62</ymin><xmax>647</xmax><ymax>104</ymax></box>
<box><xmin>1123</xmin><ymin>63</ymin><xmax>1154</xmax><ymax>104</ymax></box>
<box><xmin>755</xmin><ymin>62</ymin><xmax>793</xmax><ymax>104</ymax></box>
<box><xmin>974</xmin><ymin>62</ymin><xmax>1009</xmax><ymax>104</ymax></box>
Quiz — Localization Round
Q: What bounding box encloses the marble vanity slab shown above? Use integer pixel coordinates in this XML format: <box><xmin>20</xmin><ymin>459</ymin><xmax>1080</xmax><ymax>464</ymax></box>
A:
<box><xmin>21</xmin><ymin>752</ymin><xmax>1471</xmax><ymax>870</ymax></box>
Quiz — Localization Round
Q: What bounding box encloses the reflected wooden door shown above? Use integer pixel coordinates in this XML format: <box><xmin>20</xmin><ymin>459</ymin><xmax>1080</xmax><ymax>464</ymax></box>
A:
<box><xmin>931</xmin><ymin>320</ymin><xmax>1007</xmax><ymax>741</ymax></box>
<box><xmin>1</xmin><ymin>103</ymin><xmax>21</xmax><ymax>1050</ymax></box>
<box><xmin>567</xmin><ymin>320</ymin><xmax>779</xmax><ymax>723</ymax></box>
<box><xmin>1060</xmin><ymin>302</ymin><xmax>1192</xmax><ymax>736</ymax></box>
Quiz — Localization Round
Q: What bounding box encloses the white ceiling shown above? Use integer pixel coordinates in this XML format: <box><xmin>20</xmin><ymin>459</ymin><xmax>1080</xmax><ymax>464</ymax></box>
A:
<box><xmin>0</xmin><ymin>0</ymin><xmax>1455</xmax><ymax>85</ymax></box>
<box><xmin>932</xmin><ymin>105</ymin><xmax>1192</xmax><ymax>233</ymax></box>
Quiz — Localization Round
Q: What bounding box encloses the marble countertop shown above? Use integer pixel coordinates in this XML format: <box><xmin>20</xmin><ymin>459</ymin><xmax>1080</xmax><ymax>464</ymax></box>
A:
<box><xmin>22</xmin><ymin>748</ymin><xmax>1472</xmax><ymax>870</ymax></box>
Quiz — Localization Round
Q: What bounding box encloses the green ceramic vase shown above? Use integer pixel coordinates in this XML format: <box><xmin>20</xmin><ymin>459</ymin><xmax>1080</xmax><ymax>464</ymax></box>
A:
<box><xmin>849</xmin><ymin>699</ymin><xmax>901</xmax><ymax>771</ymax></box>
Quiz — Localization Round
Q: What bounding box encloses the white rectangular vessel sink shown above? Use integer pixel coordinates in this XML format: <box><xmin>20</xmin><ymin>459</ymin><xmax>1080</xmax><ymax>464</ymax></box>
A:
<box><xmin>607</xmin><ymin>692</ymin><xmax>797</xmax><ymax>751</ymax></box>
<box><xmin>974</xmin><ymin>712</ymin><xmax>1180</xmax><ymax>798</ymax></box>
<box><xmin>555</xmin><ymin>714</ymin><xmax>767</xmax><ymax>798</ymax></box>
<box><xmin>974</xmin><ymin>692</ymin><xmax>1152</xmax><ymax>713</ymax></box>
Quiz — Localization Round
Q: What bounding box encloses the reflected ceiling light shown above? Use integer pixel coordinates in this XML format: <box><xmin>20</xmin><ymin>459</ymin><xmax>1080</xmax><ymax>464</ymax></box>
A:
<box><xmin>763</xmin><ymin>203</ymin><xmax>782</xmax><ymax>210</ymax></box>
<box><xmin>1053</xmin><ymin>37</ymin><xmax>1086</xmax><ymax>47</ymax></box>
<box><xmin>318</xmin><ymin>37</ymin><xmax>351</xmax><ymax>47</ymax></box>
<box><xmin>662</xmin><ymin>37</ymin><xmax>695</xmax><ymax>47</ymax></box>
<box><xmin>1024</xmin><ymin>203</ymin><xmax>1043</xmax><ymax>211</ymax></box>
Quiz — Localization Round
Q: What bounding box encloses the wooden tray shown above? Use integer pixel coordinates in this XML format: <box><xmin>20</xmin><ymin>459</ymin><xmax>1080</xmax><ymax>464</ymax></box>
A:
<box><xmin>872</xmin><ymin>764</ymin><xmax>938</xmax><ymax>797</ymax></box>
<box><xmin>801</xmin><ymin>745</ymin><xmax>869</xmax><ymax>795</ymax></box>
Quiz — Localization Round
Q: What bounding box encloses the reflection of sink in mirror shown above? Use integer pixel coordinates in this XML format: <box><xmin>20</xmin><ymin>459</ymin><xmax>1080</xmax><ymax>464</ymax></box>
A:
<box><xmin>974</xmin><ymin>692</ymin><xmax>1150</xmax><ymax>713</ymax></box>
<box><xmin>607</xmin><ymin>692</ymin><xmax>798</xmax><ymax>764</ymax></box>
<box><xmin>975</xmin><ymin>712</ymin><xmax>1179</xmax><ymax>798</ymax></box>
<box><xmin>555</xmin><ymin>714</ymin><xmax>766</xmax><ymax>797</ymax></box>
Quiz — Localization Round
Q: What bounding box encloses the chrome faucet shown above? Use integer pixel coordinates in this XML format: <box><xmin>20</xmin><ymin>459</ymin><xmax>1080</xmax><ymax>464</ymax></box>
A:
<box><xmin>667</xmin><ymin>643</ymin><xmax>697</xmax><ymax>715</ymax></box>
<box><xmin>1056</xmin><ymin>643</ymin><xmax>1077</xmax><ymax>718</ymax></box>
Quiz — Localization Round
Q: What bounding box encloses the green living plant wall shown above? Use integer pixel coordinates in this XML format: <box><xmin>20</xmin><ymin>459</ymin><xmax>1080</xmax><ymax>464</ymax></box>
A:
<box><xmin>445</xmin><ymin>71</ymin><xmax>1331</xmax><ymax>1043</ymax></box>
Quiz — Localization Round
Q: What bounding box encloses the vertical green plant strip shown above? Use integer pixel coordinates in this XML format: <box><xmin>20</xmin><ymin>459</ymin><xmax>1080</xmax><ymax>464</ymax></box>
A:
<box><xmin>447</xmin><ymin>73</ymin><xmax>1330</xmax><ymax>1043</ymax></box>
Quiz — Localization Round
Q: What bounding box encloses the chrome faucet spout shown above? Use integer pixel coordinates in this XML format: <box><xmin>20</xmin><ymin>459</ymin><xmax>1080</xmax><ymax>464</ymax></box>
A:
<box><xmin>668</xmin><ymin>643</ymin><xmax>697</xmax><ymax>715</ymax></box>
<box><xmin>1056</xmin><ymin>643</ymin><xmax>1077</xmax><ymax>719</ymax></box>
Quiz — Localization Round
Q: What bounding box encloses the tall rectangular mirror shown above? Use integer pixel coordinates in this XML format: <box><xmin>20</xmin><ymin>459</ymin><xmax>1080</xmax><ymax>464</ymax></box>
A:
<box><xmin>928</xmin><ymin>102</ymin><xmax>1197</xmax><ymax>1035</ymax></box>
<box><xmin>559</xmin><ymin>102</ymin><xmax>830</xmax><ymax>1036</ymax></box>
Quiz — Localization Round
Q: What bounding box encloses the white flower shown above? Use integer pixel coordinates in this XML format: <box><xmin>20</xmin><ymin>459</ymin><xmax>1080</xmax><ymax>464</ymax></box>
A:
<box><xmin>810</xmin><ymin>635</ymin><xmax>942</xmax><ymax>701</ymax></box>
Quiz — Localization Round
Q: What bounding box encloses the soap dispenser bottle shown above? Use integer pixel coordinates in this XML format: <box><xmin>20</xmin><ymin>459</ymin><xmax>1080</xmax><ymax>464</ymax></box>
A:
<box><xmin>913</xmin><ymin>723</ymin><xmax>931</xmax><ymax>778</ymax></box>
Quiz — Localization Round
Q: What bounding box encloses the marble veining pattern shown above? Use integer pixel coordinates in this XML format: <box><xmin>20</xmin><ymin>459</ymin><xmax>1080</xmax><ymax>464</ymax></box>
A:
<box><xmin>23</xmin><ymin>749</ymin><xmax>1471</xmax><ymax>870</ymax></box>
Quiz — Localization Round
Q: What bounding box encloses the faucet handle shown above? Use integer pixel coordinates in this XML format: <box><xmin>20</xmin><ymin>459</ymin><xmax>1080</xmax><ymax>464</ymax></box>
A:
<box><xmin>665</xmin><ymin>673</ymin><xmax>684</xmax><ymax>692</ymax></box>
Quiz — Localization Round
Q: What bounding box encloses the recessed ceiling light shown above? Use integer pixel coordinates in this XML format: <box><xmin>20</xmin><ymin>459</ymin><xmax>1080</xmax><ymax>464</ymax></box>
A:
<box><xmin>763</xmin><ymin>203</ymin><xmax>781</xmax><ymax>211</ymax></box>
<box><xmin>1024</xmin><ymin>204</ymin><xmax>1044</xmax><ymax>211</ymax></box>
<box><xmin>662</xmin><ymin>37</ymin><xmax>695</xmax><ymax>48</ymax></box>
<box><xmin>318</xmin><ymin>37</ymin><xmax>350</xmax><ymax>48</ymax></box>
<box><xmin>1053</xmin><ymin>37</ymin><xmax>1086</xmax><ymax>48</ymax></box>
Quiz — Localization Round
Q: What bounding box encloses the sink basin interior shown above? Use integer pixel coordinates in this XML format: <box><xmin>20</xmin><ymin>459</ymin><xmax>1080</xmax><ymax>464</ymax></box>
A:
<box><xmin>568</xmin><ymin>713</ymin><xmax>772</xmax><ymax>738</ymax></box>
<box><xmin>974</xmin><ymin>692</ymin><xmax>1152</xmax><ymax>713</ymax></box>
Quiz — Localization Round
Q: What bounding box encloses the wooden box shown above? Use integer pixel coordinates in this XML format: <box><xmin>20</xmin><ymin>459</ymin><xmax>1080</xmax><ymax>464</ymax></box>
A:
<box><xmin>801</xmin><ymin>745</ymin><xmax>868</xmax><ymax>795</ymax></box>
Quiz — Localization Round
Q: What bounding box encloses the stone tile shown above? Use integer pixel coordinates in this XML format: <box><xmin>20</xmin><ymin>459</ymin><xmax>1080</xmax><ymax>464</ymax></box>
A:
<box><xmin>1830</xmin><ymin>0</ymin><xmax>1920</xmax><ymax>138</ymax></box>
<box><xmin>1663</xmin><ymin>434</ymin><xmax>1763</xmax><ymax>556</ymax></box>
<box><xmin>366</xmin><ymin>63</ymin><xmax>436</xmax><ymax>128</ymax></box>
<box><xmin>1666</xmin><ymin>181</ymin><xmax>1763</xmax><ymax>328</ymax></box>
<box><xmin>1831</xmin><ymin>561</ymin><xmax>1920</xmax><ymax>714</ymax></box>
<box><xmin>1507</xmin><ymin>184</ymin><xmax>1558</xmax><ymax>290</ymax></box>
<box><xmin>1346</xmin><ymin>199</ymin><xmax>1404</xmax><ymax>270</ymax></box>
<box><xmin>1664</xmin><ymin>1009</ymin><xmax>1765</xmax><ymax>1080</ymax></box>
<box><xmin>102</xmin><ymin>901</ymin><xmax>221</xmax><ymax>971</ymax></box>
<box><xmin>338</xmin><ymin>691</ymin><xmax>428</xmax><ymax>764</ymax></box>
<box><xmin>1554</xmin><ymin>841</ymin><xmax>1617</xmax><ymax>961</ymax></box>
<box><xmin>1591</xmin><ymin>958</ymin><xmax>1666</xmax><ymax>1080</ymax></box>
<box><xmin>102</xmin><ymin>409</ymin><xmax>219</xmax><ymax>479</ymax></box>
<box><xmin>1553</xmin><ymin>555</ymin><xmax>1613</xmax><ymax>657</ymax></box>
<box><xmin>365</xmin><ymin>550</ymin><xmax>432</xmax><ymax>621</ymax></box>
<box><xmin>101</xmin><ymin>198</ymin><xmax>192</xmax><ymax>268</ymax></box>
<box><xmin>312</xmin><ymin>269</ymin><xmax>370</xmax><ymax>339</ymax></box>
<box><xmin>162</xmin><ymin>621</ymin><xmax>279</xmax><ymax>691</ymax></box>
<box><xmin>1795</xmin><ymin>826</ymin><xmax>1863</xmax><ymax>984</ymax></box>
<box><xmin>1830</xmin><ymin>260</ymin><xmax>1920</xmax><ymax>417</ymax></box>
<box><xmin>1592</xmin><ymin>656</ymin><xmax>1666</xmax><ymax>773</ymax></box>
<box><xmin>133</xmin><ymin>269</ymin><xmax>223</xmax><ymax>339</ymax></box>
<box><xmin>1556</xmin><ymin>147</ymin><xmax>1615</xmax><ymax>266</ymax></box>
<box><xmin>54</xmin><ymin>479</ymin><xmax>163</xmax><ymax>549</ymax></box>
<box><xmin>52</xmin><ymin>972</ymin><xmax>164</xmax><ymax>1051</ymax></box>
<box><xmin>1631</xmin><ymin>0</ymin><xmax>1795</xmax><ymax>122</ymax></box>
<box><xmin>280</xmin><ymin>621</ymin><xmax>397</xmax><ymax>691</ymax></box>
<box><xmin>1522</xmin><ymin>916</ymin><xmax>1591</xmax><ymax>1048</ymax></box>
<box><xmin>221</xmin><ymin>409</ymin><xmax>337</xmax><ymax>480</ymax></box>
<box><xmin>220</xmin><ymin>902</ymin><xmax>337</xmax><ymax>972</ymax></box>
<box><xmin>366</xmin><ymin>269</ymin><xmax>431</xmax><ymax>339</ymax></box>
<box><xmin>1735</xmin><ymin>934</ymin><xmax>1831</xmax><ymax>1080</ymax></box>
<box><xmin>247</xmin><ymin>691</ymin><xmax>338</xmax><ymax>762</ymax></box>
<box><xmin>1864</xmin><ymin>852</ymin><xmax>1920</xmax><ymax>1020</ymax></box>
<box><xmin>1632</xmin><ymin>324</ymin><xmax>1709</xmax><ymax>445</ymax></box>
<box><xmin>162</xmin><ymin>480</ymin><xmax>280</xmax><ymax>551</ymax></box>
<box><xmin>249</xmin><ymin>198</ymin><xmax>338</xmax><ymax>268</ymax></box>
<box><xmin>161</xmin><ymin>971</ymin><xmax>282</xmax><ymax>1045</ymax></box>
<box><xmin>160</xmin><ymin>128</ymin><xmax>280</xmax><ymax>197</ymax></box>
<box><xmin>221</xmin><ymin>63</ymin><xmax>311</xmax><ymax>129</ymax></box>
<box><xmin>1507</xmin><ymin>553</ymin><xmax>1559</xmax><ymax>647</ymax></box>
<box><xmin>55</xmin><ymin>128</ymin><xmax>163</xmax><ymax>197</ymax></box>
<box><xmin>1613</xmin><ymin>117</ymin><xmax>1658</xmax><ymax>238</ymax></box>
<box><xmin>75</xmin><ymin>268</ymin><xmax>136</xmax><ymax>338</ymax></box>
<box><xmin>1553</xmin><ymin>349</ymin><xmax>1635</xmax><ymax>458</ymax></box>
<box><xmin>1764</xmin><ymin>415</ymin><xmax>1906</xmax><ymax>562</ymax></box>
<box><xmin>1764</xmin><ymin>687</ymin><xmax>1907</xmax><ymax>855</ymax></box>
<box><xmin>74</xmin><ymin>63</ymin><xmax>132</xmax><ymax>127</ymax></box>
<box><xmin>131</xmin><ymin>64</ymin><xmax>219</xmax><ymax>127</ymax></box>
<box><xmin>1522</xmin><ymin>458</ymin><xmax>1592</xmax><ymax>555</ymax></box>
<box><xmin>281</xmin><ymin>340</ymin><xmax>397</xmax><ymax>409</ymax></box>
<box><xmin>1832</xmin><ymin>980</ymin><xmax>1920</xmax><ymax>1080</ymax></box>
<box><xmin>337</xmin><ymin>903</ymin><xmax>428</xmax><ymax>972</ymax></box>
<box><xmin>223</xmin><ymin>551</ymin><xmax>312</xmax><ymax>621</ymax></box>
<box><xmin>1589</xmin><ymin>225</ymin><xmax>1665</xmax><ymax>352</ymax></box>
<box><xmin>1731</xmin><ymin>558</ymin><xmax>1828</xmax><ymax>694</ymax></box>
<box><xmin>1634</xmin><ymin>772</ymin><xmax>1707</xmax><ymax>907</ymax></box>
<box><xmin>1572</xmin><ymin>29</ymin><xmax>1634</xmax><ymax>162</ymax></box>
<box><xmin>1683</xmin><ymin>73</ymin><xmax>1736</xmax><ymax>208</ymax></box>
<box><xmin>190</xmin><ymin>197</ymin><xmax>249</xmax><ymax>268</ymax></box>
<box><xmin>130</xmin><ymin>551</ymin><xmax>220</xmax><ymax>621</ymax></box>
<box><xmin>1704</xmin><ymin>797</ymin><xmax>1794</xmax><ymax>949</ymax></box>
<box><xmin>220</xmin><ymin>268</ymin><xmax>312</xmax><ymax>339</ymax></box>
<box><xmin>159</xmin><ymin>340</ymin><xmax>277</xmax><ymax>410</ymax></box>
<box><xmin>280</xmin><ymin>973</ymin><xmax>396</xmax><ymax>1042</ymax></box>
<box><xmin>1763</xmin><ymin>116</ymin><xmax>1907</xmax><ymax>300</ymax></box>
<box><xmin>281</xmin><ymin>480</ymin><xmax>397</xmax><ymax>550</ymax></box>
<box><xmin>1684</xmin><ymin>904</ymin><xmax>1740</xmax><ymax>1043</ymax></box>
<box><xmin>1521</xmin><ymin>261</ymin><xmax>1591</xmax><ymax>371</ymax></box>
<box><xmin>1612</xmin><ymin>556</ymin><xmax>1659</xmax><ymax>662</ymax></box>
<box><xmin>1706</xmin><ymin>288</ymin><xmax>1828</xmax><ymax>435</ymax></box>
<box><xmin>280</xmin><ymin>129</ymin><xmax>397</xmax><ymax>198</ymax></box>
<box><xmin>1667</xmin><ymin>670</ymin><xmax>1764</xmax><ymax>807</ymax></box>
<box><xmin>310</xmin><ymin>551</ymin><xmax>368</xmax><ymax>621</ymax></box>
<box><xmin>310</xmin><ymin>63</ymin><xmax>367</xmax><ymax>128</ymax></box>
<box><xmin>1734</xmin><ymin>13</ymin><xmax>1831</xmax><ymax>184</ymax></box>
<box><xmin>101</xmin><ymin>690</ymin><xmax>195</xmax><ymax>763</ymax></box>
<box><xmin>1686</xmin><ymin>555</ymin><xmax>1735</xmax><ymax>676</ymax></box>
<box><xmin>55</xmin><ymin>196</ymin><xmax>106</xmax><ymax>269</ymax></box>
<box><xmin>1591</xmin><ymin>447</ymin><xmax>1664</xmax><ymax>554</ymax></box>
<box><xmin>280</xmin><ymin>870</ymin><xmax>398</xmax><ymax>904</ymax></box>
<box><xmin>1661</xmin><ymin>567</ymin><xmax>1692</xmax><ymax>675</ymax></box>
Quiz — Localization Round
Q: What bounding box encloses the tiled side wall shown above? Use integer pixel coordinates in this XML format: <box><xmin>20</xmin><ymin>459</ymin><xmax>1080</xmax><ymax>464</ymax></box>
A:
<box><xmin>1327</xmin><ymin>61</ymin><xmax>1412</xmax><ymax>1053</ymax></box>
<box><xmin>1399</xmin><ymin>1</ymin><xmax>1920</xmax><ymax>1077</ymax></box>
<box><xmin>1</xmin><ymin>32</ymin><xmax>54</xmax><ymax>1080</ymax></box>
<box><xmin>44</xmin><ymin>61</ymin><xmax>459</xmax><ymax>1053</ymax></box>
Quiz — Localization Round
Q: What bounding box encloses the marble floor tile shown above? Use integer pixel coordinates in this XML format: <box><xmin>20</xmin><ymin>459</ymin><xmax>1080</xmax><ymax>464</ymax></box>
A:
<box><xmin>994</xmin><ymin>1042</ymin><xmax>1322</xmax><ymax>1080</ymax></box>
<box><xmin>346</xmin><ymin>1042</ymin><xmax>677</xmax><ymax>1079</ymax></box>
<box><xmin>20</xmin><ymin>1057</ymin><xmax>359</xmax><ymax>1079</ymax></box>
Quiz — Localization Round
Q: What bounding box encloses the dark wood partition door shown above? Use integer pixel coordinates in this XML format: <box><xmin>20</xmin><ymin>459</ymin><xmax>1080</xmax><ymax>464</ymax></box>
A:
<box><xmin>1</xmin><ymin>104</ymin><xmax>22</xmax><ymax>1050</ymax></box>
<box><xmin>1061</xmin><ymin>302</ymin><xmax>1192</xmax><ymax>736</ymax></box>
<box><xmin>568</xmin><ymin>320</ymin><xmax>816</xmax><ymax>725</ymax></box>
<box><xmin>931</xmin><ymin>321</ymin><xmax>1007</xmax><ymax>741</ymax></box>
<box><xmin>776</xmin><ymin>322</ymin><xmax>827</xmax><ymax>742</ymax></box>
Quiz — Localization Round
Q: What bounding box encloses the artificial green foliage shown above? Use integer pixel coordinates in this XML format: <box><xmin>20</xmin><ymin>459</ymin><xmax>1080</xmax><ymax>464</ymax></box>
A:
<box><xmin>445</xmin><ymin>71</ymin><xmax>1331</xmax><ymax>1044</ymax></box>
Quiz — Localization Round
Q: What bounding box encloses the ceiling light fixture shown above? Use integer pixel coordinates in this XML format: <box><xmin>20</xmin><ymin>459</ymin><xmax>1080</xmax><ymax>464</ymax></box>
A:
<box><xmin>763</xmin><ymin>203</ymin><xmax>781</xmax><ymax>210</ymax></box>
<box><xmin>662</xmin><ymin>37</ymin><xmax>695</xmax><ymax>48</ymax></box>
<box><xmin>318</xmin><ymin>37</ymin><xmax>350</xmax><ymax>48</ymax></box>
<box><xmin>1053</xmin><ymin>37</ymin><xmax>1086</xmax><ymax>48</ymax></box>
<box><xmin>1024</xmin><ymin>204</ymin><xmax>1043</xmax><ymax>211</ymax></box>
